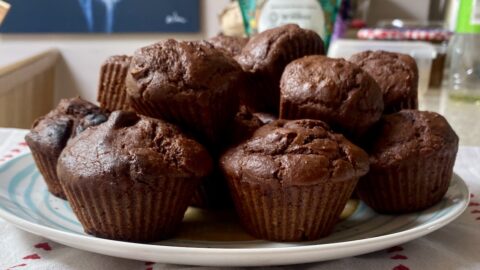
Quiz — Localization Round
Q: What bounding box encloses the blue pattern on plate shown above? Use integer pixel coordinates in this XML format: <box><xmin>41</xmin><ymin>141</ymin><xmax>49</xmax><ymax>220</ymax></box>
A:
<box><xmin>0</xmin><ymin>153</ymin><xmax>470</xmax><ymax>251</ymax></box>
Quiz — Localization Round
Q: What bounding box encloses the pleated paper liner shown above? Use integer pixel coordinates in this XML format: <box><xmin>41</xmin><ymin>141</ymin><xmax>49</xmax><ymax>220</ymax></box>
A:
<box><xmin>97</xmin><ymin>56</ymin><xmax>132</xmax><ymax>112</ymax></box>
<box><xmin>27</xmin><ymin>143</ymin><xmax>66</xmax><ymax>199</ymax></box>
<box><xmin>227</xmin><ymin>178</ymin><xmax>358</xmax><ymax>242</ymax></box>
<box><xmin>179</xmin><ymin>198</ymin><xmax>359</xmax><ymax>242</ymax></box>
<box><xmin>62</xmin><ymin>177</ymin><xmax>198</xmax><ymax>243</ymax></box>
<box><xmin>357</xmin><ymin>149</ymin><xmax>457</xmax><ymax>214</ymax></box>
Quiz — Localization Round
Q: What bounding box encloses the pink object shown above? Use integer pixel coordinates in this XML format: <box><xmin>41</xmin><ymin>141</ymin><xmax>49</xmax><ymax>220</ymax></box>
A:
<box><xmin>393</xmin><ymin>265</ymin><xmax>410</xmax><ymax>270</ymax></box>
<box><xmin>22</xmin><ymin>253</ymin><xmax>41</xmax><ymax>260</ymax></box>
<box><xmin>34</xmin><ymin>242</ymin><xmax>52</xmax><ymax>251</ymax></box>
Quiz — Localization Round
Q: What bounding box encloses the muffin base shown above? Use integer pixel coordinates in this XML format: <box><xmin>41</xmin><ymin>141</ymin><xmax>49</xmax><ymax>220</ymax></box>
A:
<box><xmin>30</xmin><ymin>149</ymin><xmax>66</xmax><ymax>200</ymax></box>
<box><xmin>357</xmin><ymin>149</ymin><xmax>457</xmax><ymax>214</ymax></box>
<box><xmin>227</xmin><ymin>178</ymin><xmax>358</xmax><ymax>242</ymax></box>
<box><xmin>63</xmin><ymin>177</ymin><xmax>197</xmax><ymax>242</ymax></box>
<box><xmin>98</xmin><ymin>61</ymin><xmax>131</xmax><ymax>112</ymax></box>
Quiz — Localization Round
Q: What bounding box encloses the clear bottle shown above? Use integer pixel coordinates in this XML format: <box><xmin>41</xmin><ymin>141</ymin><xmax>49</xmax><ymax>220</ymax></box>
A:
<box><xmin>448</xmin><ymin>0</ymin><xmax>480</xmax><ymax>102</ymax></box>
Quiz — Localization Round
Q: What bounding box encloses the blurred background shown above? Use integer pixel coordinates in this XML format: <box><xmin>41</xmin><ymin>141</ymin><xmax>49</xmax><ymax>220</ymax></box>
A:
<box><xmin>0</xmin><ymin>0</ymin><xmax>478</xmax><ymax>144</ymax></box>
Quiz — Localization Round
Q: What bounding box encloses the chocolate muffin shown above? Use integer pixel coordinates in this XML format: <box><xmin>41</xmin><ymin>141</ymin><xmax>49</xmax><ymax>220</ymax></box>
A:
<box><xmin>236</xmin><ymin>24</ymin><xmax>325</xmax><ymax>113</ymax></box>
<box><xmin>279</xmin><ymin>55</ymin><xmax>384</xmax><ymax>140</ymax></box>
<box><xmin>25</xmin><ymin>98</ymin><xmax>108</xmax><ymax>199</ymax></box>
<box><xmin>221</xmin><ymin>119</ymin><xmax>369</xmax><ymax>241</ymax></box>
<box><xmin>57</xmin><ymin>111</ymin><xmax>212</xmax><ymax>242</ymax></box>
<box><xmin>191</xmin><ymin>107</ymin><xmax>276</xmax><ymax>208</ymax></box>
<box><xmin>208</xmin><ymin>34</ymin><xmax>249</xmax><ymax>57</ymax></box>
<box><xmin>349</xmin><ymin>50</ymin><xmax>419</xmax><ymax>114</ymax></box>
<box><xmin>97</xmin><ymin>55</ymin><xmax>132</xmax><ymax>111</ymax></box>
<box><xmin>126</xmin><ymin>39</ymin><xmax>243</xmax><ymax>148</ymax></box>
<box><xmin>357</xmin><ymin>110</ymin><xmax>458</xmax><ymax>214</ymax></box>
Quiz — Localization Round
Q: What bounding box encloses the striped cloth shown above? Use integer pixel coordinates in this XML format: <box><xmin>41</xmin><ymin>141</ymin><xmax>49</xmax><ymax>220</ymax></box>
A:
<box><xmin>0</xmin><ymin>128</ymin><xmax>479</xmax><ymax>270</ymax></box>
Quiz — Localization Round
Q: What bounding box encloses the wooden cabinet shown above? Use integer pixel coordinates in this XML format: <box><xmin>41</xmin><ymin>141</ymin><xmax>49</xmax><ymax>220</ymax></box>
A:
<box><xmin>0</xmin><ymin>49</ymin><xmax>59</xmax><ymax>128</ymax></box>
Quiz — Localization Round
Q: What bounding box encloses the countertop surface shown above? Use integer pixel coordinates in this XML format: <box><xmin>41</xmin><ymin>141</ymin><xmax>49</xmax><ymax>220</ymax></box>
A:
<box><xmin>420</xmin><ymin>90</ymin><xmax>480</xmax><ymax>146</ymax></box>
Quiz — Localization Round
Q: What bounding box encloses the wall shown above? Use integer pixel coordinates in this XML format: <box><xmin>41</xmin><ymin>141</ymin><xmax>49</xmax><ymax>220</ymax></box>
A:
<box><xmin>0</xmin><ymin>0</ymin><xmax>228</xmax><ymax>105</ymax></box>
<box><xmin>367</xmin><ymin>0</ymin><xmax>431</xmax><ymax>25</ymax></box>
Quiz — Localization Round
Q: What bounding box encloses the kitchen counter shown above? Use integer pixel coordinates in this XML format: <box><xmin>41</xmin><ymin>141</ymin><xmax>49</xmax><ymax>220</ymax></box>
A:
<box><xmin>421</xmin><ymin>90</ymin><xmax>480</xmax><ymax>146</ymax></box>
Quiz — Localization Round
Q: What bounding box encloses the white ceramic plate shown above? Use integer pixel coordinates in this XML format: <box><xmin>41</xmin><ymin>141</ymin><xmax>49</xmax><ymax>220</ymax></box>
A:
<box><xmin>0</xmin><ymin>153</ymin><xmax>469</xmax><ymax>266</ymax></box>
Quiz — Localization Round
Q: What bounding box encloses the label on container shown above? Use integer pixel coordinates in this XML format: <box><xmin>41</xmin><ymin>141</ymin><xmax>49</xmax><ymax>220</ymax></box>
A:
<box><xmin>456</xmin><ymin>0</ymin><xmax>480</xmax><ymax>33</ymax></box>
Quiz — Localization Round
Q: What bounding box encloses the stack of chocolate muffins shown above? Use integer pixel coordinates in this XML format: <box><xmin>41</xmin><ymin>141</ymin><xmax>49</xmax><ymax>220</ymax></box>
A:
<box><xmin>26</xmin><ymin>24</ymin><xmax>459</xmax><ymax>243</ymax></box>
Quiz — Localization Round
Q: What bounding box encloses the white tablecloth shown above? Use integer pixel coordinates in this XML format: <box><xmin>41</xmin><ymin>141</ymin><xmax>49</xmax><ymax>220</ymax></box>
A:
<box><xmin>1</xmin><ymin>127</ymin><xmax>479</xmax><ymax>270</ymax></box>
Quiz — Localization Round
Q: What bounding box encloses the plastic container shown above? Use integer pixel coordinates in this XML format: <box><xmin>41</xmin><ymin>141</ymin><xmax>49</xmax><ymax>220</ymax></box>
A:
<box><xmin>328</xmin><ymin>39</ymin><xmax>437</xmax><ymax>97</ymax></box>
<box><xmin>357</xmin><ymin>21</ymin><xmax>452</xmax><ymax>88</ymax></box>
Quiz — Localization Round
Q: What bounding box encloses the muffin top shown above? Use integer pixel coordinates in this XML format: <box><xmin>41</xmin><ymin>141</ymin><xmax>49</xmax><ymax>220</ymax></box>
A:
<box><xmin>58</xmin><ymin>111</ymin><xmax>213</xmax><ymax>186</ymax></box>
<box><xmin>236</xmin><ymin>24</ymin><xmax>325</xmax><ymax>73</ymax></box>
<box><xmin>230</xmin><ymin>106</ymin><xmax>277</xmax><ymax>145</ymax></box>
<box><xmin>349</xmin><ymin>50</ymin><xmax>418</xmax><ymax>112</ymax></box>
<box><xmin>280</xmin><ymin>55</ymin><xmax>384</xmax><ymax>136</ymax></box>
<box><xmin>221</xmin><ymin>119</ymin><xmax>369</xmax><ymax>185</ymax></box>
<box><xmin>369</xmin><ymin>110</ymin><xmax>459</xmax><ymax>167</ymax></box>
<box><xmin>208</xmin><ymin>34</ymin><xmax>249</xmax><ymax>57</ymax></box>
<box><xmin>25</xmin><ymin>97</ymin><xmax>108</xmax><ymax>154</ymax></box>
<box><xmin>126</xmin><ymin>39</ymin><xmax>243</xmax><ymax>101</ymax></box>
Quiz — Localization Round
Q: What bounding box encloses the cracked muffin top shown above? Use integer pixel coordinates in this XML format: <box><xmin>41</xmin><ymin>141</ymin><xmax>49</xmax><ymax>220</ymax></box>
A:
<box><xmin>349</xmin><ymin>50</ymin><xmax>418</xmax><ymax>113</ymax></box>
<box><xmin>126</xmin><ymin>39</ymin><xmax>243</xmax><ymax>101</ymax></box>
<box><xmin>236</xmin><ymin>24</ymin><xmax>324</xmax><ymax>73</ymax></box>
<box><xmin>368</xmin><ymin>110</ymin><xmax>459</xmax><ymax>167</ymax></box>
<box><xmin>58</xmin><ymin>111</ymin><xmax>212</xmax><ymax>186</ymax></box>
<box><xmin>25</xmin><ymin>97</ymin><xmax>108</xmax><ymax>157</ymax></box>
<box><xmin>279</xmin><ymin>55</ymin><xmax>384</xmax><ymax>138</ymax></box>
<box><xmin>221</xmin><ymin>119</ymin><xmax>369</xmax><ymax>185</ymax></box>
<box><xmin>208</xmin><ymin>34</ymin><xmax>249</xmax><ymax>57</ymax></box>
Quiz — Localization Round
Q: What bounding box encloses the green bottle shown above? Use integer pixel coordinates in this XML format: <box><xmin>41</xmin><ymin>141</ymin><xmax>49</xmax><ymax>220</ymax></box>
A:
<box><xmin>448</xmin><ymin>0</ymin><xmax>480</xmax><ymax>102</ymax></box>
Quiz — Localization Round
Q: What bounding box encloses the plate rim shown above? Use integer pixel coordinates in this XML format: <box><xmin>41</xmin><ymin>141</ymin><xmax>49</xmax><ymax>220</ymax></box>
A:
<box><xmin>0</xmin><ymin>153</ymin><xmax>471</xmax><ymax>266</ymax></box>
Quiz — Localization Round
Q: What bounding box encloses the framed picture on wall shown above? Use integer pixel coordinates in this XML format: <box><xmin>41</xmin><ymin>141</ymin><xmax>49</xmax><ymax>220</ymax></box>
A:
<box><xmin>0</xmin><ymin>0</ymin><xmax>200</xmax><ymax>33</ymax></box>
